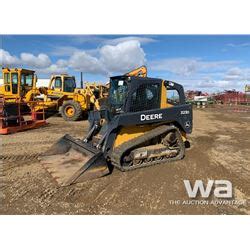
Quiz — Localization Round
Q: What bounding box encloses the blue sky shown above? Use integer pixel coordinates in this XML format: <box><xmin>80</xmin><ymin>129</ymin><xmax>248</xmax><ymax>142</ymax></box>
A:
<box><xmin>1</xmin><ymin>35</ymin><xmax>250</xmax><ymax>92</ymax></box>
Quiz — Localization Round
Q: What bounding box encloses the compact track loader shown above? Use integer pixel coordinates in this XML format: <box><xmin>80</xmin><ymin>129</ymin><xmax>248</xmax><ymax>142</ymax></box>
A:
<box><xmin>40</xmin><ymin>75</ymin><xmax>193</xmax><ymax>186</ymax></box>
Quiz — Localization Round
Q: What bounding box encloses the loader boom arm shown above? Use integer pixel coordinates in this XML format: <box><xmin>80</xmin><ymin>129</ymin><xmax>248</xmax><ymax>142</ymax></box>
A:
<box><xmin>125</xmin><ymin>66</ymin><xmax>147</xmax><ymax>77</ymax></box>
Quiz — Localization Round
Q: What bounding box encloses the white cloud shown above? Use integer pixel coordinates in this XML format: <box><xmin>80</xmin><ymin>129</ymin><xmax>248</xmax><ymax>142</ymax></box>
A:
<box><xmin>37</xmin><ymin>64</ymin><xmax>67</xmax><ymax>74</ymax></box>
<box><xmin>150</xmin><ymin>58</ymin><xmax>198</xmax><ymax>76</ymax></box>
<box><xmin>223</xmin><ymin>75</ymin><xmax>241</xmax><ymax>81</ymax></box>
<box><xmin>0</xmin><ymin>50</ymin><xmax>66</xmax><ymax>74</ymax></box>
<box><xmin>2</xmin><ymin>40</ymin><xmax>246</xmax><ymax>93</ymax></box>
<box><xmin>20</xmin><ymin>53</ymin><xmax>51</xmax><ymax>68</ymax></box>
<box><xmin>223</xmin><ymin>67</ymin><xmax>243</xmax><ymax>81</ymax></box>
<box><xmin>56</xmin><ymin>59</ymin><xmax>68</xmax><ymax>68</ymax></box>
<box><xmin>35</xmin><ymin>58</ymin><xmax>68</xmax><ymax>74</ymax></box>
<box><xmin>0</xmin><ymin>49</ymin><xmax>20</xmax><ymax>66</ymax></box>
<box><xmin>68</xmin><ymin>51</ymin><xmax>105</xmax><ymax>74</ymax></box>
<box><xmin>100</xmin><ymin>40</ymin><xmax>146</xmax><ymax>73</ymax></box>
<box><xmin>199</xmin><ymin>60</ymin><xmax>238</xmax><ymax>71</ymax></box>
<box><xmin>227</xmin><ymin>43</ymin><xmax>250</xmax><ymax>48</ymax></box>
<box><xmin>150</xmin><ymin>57</ymin><xmax>238</xmax><ymax>76</ymax></box>
<box><xmin>69</xmin><ymin>35</ymin><xmax>156</xmax><ymax>46</ymax></box>
<box><xmin>187</xmin><ymin>69</ymin><xmax>247</xmax><ymax>91</ymax></box>
<box><xmin>1</xmin><ymin>39</ymin><xmax>147</xmax><ymax>76</ymax></box>
<box><xmin>196</xmin><ymin>79</ymin><xmax>233</xmax><ymax>89</ymax></box>
<box><xmin>104</xmin><ymin>36</ymin><xmax>156</xmax><ymax>46</ymax></box>
<box><xmin>223</xmin><ymin>67</ymin><xmax>250</xmax><ymax>81</ymax></box>
<box><xmin>70</xmin><ymin>35</ymin><xmax>106</xmax><ymax>45</ymax></box>
<box><xmin>67</xmin><ymin>40</ymin><xmax>146</xmax><ymax>75</ymax></box>
<box><xmin>0</xmin><ymin>49</ymin><xmax>52</xmax><ymax>69</ymax></box>
<box><xmin>225</xmin><ymin>67</ymin><xmax>242</xmax><ymax>76</ymax></box>
<box><xmin>51</xmin><ymin>46</ymin><xmax>81</xmax><ymax>56</ymax></box>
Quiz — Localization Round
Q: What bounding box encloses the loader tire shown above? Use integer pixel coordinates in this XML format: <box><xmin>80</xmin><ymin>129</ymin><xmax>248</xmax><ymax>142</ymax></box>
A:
<box><xmin>60</xmin><ymin>100</ymin><xmax>82</xmax><ymax>121</ymax></box>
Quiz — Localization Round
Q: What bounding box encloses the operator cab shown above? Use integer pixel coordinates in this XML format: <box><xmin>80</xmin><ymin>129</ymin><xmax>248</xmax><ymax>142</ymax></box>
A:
<box><xmin>108</xmin><ymin>76</ymin><xmax>186</xmax><ymax>114</ymax></box>
<box><xmin>50</xmin><ymin>75</ymin><xmax>76</xmax><ymax>93</ymax></box>
<box><xmin>1</xmin><ymin>68</ymin><xmax>36</xmax><ymax>99</ymax></box>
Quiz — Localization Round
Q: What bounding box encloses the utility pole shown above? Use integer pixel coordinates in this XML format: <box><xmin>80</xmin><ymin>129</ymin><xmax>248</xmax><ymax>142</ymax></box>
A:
<box><xmin>80</xmin><ymin>72</ymin><xmax>83</xmax><ymax>88</ymax></box>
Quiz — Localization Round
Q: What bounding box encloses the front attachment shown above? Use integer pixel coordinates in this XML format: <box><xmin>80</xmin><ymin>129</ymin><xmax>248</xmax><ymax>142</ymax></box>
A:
<box><xmin>39</xmin><ymin>134</ymin><xmax>110</xmax><ymax>186</ymax></box>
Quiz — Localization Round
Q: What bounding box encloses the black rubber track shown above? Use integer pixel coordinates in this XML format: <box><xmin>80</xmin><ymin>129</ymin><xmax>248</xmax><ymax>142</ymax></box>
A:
<box><xmin>111</xmin><ymin>125</ymin><xmax>185</xmax><ymax>172</ymax></box>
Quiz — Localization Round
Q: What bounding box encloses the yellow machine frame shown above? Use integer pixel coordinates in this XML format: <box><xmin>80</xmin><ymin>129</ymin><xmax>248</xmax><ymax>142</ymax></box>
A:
<box><xmin>0</xmin><ymin>68</ymin><xmax>39</xmax><ymax>102</ymax></box>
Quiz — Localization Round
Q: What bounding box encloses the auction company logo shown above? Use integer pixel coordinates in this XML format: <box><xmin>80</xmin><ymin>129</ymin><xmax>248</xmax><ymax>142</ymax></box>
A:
<box><xmin>169</xmin><ymin>179</ymin><xmax>247</xmax><ymax>206</ymax></box>
<box><xmin>184</xmin><ymin>180</ymin><xmax>232</xmax><ymax>198</ymax></box>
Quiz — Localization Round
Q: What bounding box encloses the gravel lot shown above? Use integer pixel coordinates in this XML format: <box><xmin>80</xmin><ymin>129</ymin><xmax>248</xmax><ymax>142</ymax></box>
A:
<box><xmin>0</xmin><ymin>108</ymin><xmax>249</xmax><ymax>214</ymax></box>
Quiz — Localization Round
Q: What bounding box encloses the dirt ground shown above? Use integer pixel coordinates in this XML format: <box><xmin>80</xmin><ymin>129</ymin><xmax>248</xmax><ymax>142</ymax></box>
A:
<box><xmin>0</xmin><ymin>107</ymin><xmax>249</xmax><ymax>214</ymax></box>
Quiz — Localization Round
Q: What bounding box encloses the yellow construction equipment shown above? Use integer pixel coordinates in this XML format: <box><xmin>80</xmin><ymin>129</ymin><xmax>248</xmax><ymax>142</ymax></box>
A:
<box><xmin>0</xmin><ymin>68</ymin><xmax>109</xmax><ymax>125</ymax></box>
<box><xmin>0</xmin><ymin>68</ymin><xmax>46</xmax><ymax>134</ymax></box>
<box><xmin>36</xmin><ymin>74</ymin><xmax>108</xmax><ymax>121</ymax></box>
<box><xmin>40</xmin><ymin>69</ymin><xmax>193</xmax><ymax>186</ymax></box>
<box><xmin>0</xmin><ymin>66</ymin><xmax>146</xmax><ymax>123</ymax></box>
<box><xmin>125</xmin><ymin>65</ymin><xmax>147</xmax><ymax>77</ymax></box>
<box><xmin>0</xmin><ymin>68</ymin><xmax>40</xmax><ymax>102</ymax></box>
<box><xmin>36</xmin><ymin>65</ymin><xmax>147</xmax><ymax>121</ymax></box>
<box><xmin>245</xmin><ymin>84</ymin><xmax>250</xmax><ymax>93</ymax></box>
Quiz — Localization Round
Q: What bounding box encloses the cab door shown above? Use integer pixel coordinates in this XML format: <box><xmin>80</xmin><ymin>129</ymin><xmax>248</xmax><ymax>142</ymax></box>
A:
<box><xmin>62</xmin><ymin>76</ymin><xmax>76</xmax><ymax>93</ymax></box>
<box><xmin>11</xmin><ymin>72</ymin><xmax>19</xmax><ymax>95</ymax></box>
<box><xmin>3</xmin><ymin>72</ymin><xmax>19</xmax><ymax>98</ymax></box>
<box><xmin>3</xmin><ymin>72</ymin><xmax>11</xmax><ymax>95</ymax></box>
<box><xmin>20</xmin><ymin>73</ymin><xmax>33</xmax><ymax>98</ymax></box>
<box><xmin>53</xmin><ymin>76</ymin><xmax>62</xmax><ymax>92</ymax></box>
<box><xmin>48</xmin><ymin>76</ymin><xmax>63</xmax><ymax>98</ymax></box>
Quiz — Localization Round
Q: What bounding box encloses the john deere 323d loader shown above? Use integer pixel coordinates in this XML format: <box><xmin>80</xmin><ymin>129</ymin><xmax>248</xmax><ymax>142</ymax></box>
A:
<box><xmin>40</xmin><ymin>74</ymin><xmax>193</xmax><ymax>186</ymax></box>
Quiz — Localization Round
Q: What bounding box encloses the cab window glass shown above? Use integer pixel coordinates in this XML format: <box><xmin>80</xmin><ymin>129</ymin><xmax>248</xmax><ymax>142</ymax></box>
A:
<box><xmin>21</xmin><ymin>74</ymin><xmax>25</xmax><ymax>85</ymax></box>
<box><xmin>21</xmin><ymin>74</ymin><xmax>33</xmax><ymax>87</ymax></box>
<box><xmin>64</xmin><ymin>78</ymin><xmax>76</xmax><ymax>92</ymax></box>
<box><xmin>55</xmin><ymin>78</ymin><xmax>62</xmax><ymax>88</ymax></box>
<box><xmin>130</xmin><ymin>83</ymin><xmax>160</xmax><ymax>112</ymax></box>
<box><xmin>12</xmin><ymin>73</ymin><xmax>18</xmax><ymax>84</ymax></box>
<box><xmin>4</xmin><ymin>73</ymin><xmax>10</xmax><ymax>84</ymax></box>
<box><xmin>109</xmin><ymin>79</ymin><xmax>128</xmax><ymax>108</ymax></box>
<box><xmin>26</xmin><ymin>74</ymin><xmax>33</xmax><ymax>86</ymax></box>
<box><xmin>167</xmin><ymin>89</ymin><xmax>180</xmax><ymax>105</ymax></box>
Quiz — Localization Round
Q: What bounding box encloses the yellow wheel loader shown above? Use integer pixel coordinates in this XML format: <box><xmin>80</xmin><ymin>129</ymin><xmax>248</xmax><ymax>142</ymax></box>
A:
<box><xmin>40</xmin><ymin>73</ymin><xmax>193</xmax><ymax>186</ymax></box>
<box><xmin>36</xmin><ymin>74</ymin><xmax>109</xmax><ymax>121</ymax></box>
<box><xmin>38</xmin><ymin>65</ymin><xmax>147</xmax><ymax>121</ymax></box>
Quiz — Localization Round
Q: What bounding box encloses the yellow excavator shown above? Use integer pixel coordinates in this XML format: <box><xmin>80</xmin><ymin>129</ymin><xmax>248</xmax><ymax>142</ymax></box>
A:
<box><xmin>40</xmin><ymin>68</ymin><xmax>193</xmax><ymax>186</ymax></box>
